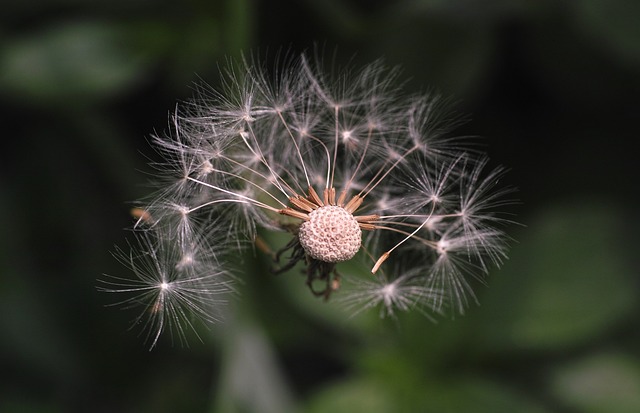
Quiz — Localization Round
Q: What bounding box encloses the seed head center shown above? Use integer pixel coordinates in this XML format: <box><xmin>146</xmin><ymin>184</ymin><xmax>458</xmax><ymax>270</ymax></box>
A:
<box><xmin>298</xmin><ymin>205</ymin><xmax>362</xmax><ymax>263</ymax></box>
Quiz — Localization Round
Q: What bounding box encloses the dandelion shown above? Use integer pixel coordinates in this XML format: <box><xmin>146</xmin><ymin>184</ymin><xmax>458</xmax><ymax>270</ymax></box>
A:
<box><xmin>105</xmin><ymin>51</ymin><xmax>514</xmax><ymax>344</ymax></box>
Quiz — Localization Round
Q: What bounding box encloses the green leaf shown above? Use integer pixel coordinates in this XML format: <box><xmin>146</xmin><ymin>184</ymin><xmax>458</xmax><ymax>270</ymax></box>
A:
<box><xmin>0</xmin><ymin>21</ymin><xmax>147</xmax><ymax>104</ymax></box>
<box><xmin>473</xmin><ymin>201</ymin><xmax>638</xmax><ymax>351</ymax></box>
<box><xmin>303</xmin><ymin>377</ymin><xmax>396</xmax><ymax>413</ymax></box>
<box><xmin>304</xmin><ymin>375</ymin><xmax>551</xmax><ymax>413</ymax></box>
<box><xmin>551</xmin><ymin>352</ymin><xmax>640</xmax><ymax>413</ymax></box>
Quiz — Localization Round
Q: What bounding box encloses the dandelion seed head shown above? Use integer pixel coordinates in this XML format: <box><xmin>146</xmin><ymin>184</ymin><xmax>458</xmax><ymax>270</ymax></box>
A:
<box><xmin>105</xmin><ymin>51</ymin><xmax>517</xmax><ymax>346</ymax></box>
<box><xmin>199</xmin><ymin>160</ymin><xmax>214</xmax><ymax>175</ymax></box>
<box><xmin>175</xmin><ymin>204</ymin><xmax>190</xmax><ymax>216</ymax></box>
<box><xmin>424</xmin><ymin>215</ymin><xmax>443</xmax><ymax>231</ymax></box>
<box><xmin>437</xmin><ymin>238</ymin><xmax>450</xmax><ymax>254</ymax></box>
<box><xmin>175</xmin><ymin>252</ymin><xmax>195</xmax><ymax>270</ymax></box>
<box><xmin>341</xmin><ymin>129</ymin><xmax>354</xmax><ymax>142</ymax></box>
<box><xmin>380</xmin><ymin>283</ymin><xmax>396</xmax><ymax>305</ymax></box>
<box><xmin>311</xmin><ymin>173</ymin><xmax>325</xmax><ymax>187</ymax></box>
<box><xmin>298</xmin><ymin>206</ymin><xmax>362</xmax><ymax>263</ymax></box>
<box><xmin>298</xmin><ymin>127</ymin><xmax>309</xmax><ymax>138</ymax></box>
<box><xmin>376</xmin><ymin>197</ymin><xmax>390</xmax><ymax>211</ymax></box>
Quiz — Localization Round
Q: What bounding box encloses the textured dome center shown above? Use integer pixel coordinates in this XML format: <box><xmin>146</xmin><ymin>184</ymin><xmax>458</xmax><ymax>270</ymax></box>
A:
<box><xmin>298</xmin><ymin>206</ymin><xmax>362</xmax><ymax>263</ymax></box>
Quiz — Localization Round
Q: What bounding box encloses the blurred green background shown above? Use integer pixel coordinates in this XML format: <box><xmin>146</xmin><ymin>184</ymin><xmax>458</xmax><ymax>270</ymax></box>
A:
<box><xmin>1</xmin><ymin>0</ymin><xmax>639</xmax><ymax>412</ymax></box>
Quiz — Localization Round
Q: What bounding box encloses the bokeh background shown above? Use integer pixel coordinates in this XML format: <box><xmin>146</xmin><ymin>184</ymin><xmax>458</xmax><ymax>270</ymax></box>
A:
<box><xmin>2</xmin><ymin>0</ymin><xmax>640</xmax><ymax>412</ymax></box>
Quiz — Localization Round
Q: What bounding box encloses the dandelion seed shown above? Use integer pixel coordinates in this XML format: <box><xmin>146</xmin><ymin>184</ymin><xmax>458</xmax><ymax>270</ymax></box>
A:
<box><xmin>105</xmin><ymin>51</ymin><xmax>515</xmax><ymax>345</ymax></box>
<box><xmin>338</xmin><ymin>269</ymin><xmax>443</xmax><ymax>319</ymax></box>
<box><xmin>100</xmin><ymin>228</ymin><xmax>233</xmax><ymax>349</ymax></box>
